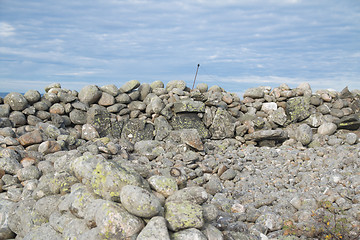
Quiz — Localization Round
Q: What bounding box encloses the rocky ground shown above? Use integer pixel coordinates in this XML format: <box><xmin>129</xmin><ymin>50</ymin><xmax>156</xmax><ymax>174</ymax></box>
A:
<box><xmin>0</xmin><ymin>80</ymin><xmax>359</xmax><ymax>239</ymax></box>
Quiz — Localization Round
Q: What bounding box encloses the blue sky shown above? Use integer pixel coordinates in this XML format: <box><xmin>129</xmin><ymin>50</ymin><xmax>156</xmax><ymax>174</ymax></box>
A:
<box><xmin>0</xmin><ymin>0</ymin><xmax>359</xmax><ymax>96</ymax></box>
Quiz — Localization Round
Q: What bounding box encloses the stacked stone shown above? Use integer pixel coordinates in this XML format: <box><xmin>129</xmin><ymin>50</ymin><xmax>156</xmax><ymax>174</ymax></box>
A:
<box><xmin>0</xmin><ymin>80</ymin><xmax>359</xmax><ymax>239</ymax></box>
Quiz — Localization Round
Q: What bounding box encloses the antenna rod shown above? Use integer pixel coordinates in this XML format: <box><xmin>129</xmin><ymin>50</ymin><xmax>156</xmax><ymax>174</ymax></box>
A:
<box><xmin>192</xmin><ymin>64</ymin><xmax>200</xmax><ymax>89</ymax></box>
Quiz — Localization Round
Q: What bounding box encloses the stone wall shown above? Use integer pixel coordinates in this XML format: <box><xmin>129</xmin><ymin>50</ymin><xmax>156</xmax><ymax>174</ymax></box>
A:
<box><xmin>1</xmin><ymin>80</ymin><xmax>359</xmax><ymax>151</ymax></box>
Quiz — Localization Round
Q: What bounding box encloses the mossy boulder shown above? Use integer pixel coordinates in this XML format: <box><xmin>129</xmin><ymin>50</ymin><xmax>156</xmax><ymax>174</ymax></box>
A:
<box><xmin>120</xmin><ymin>185</ymin><xmax>162</xmax><ymax>218</ymax></box>
<box><xmin>165</xmin><ymin>200</ymin><xmax>204</xmax><ymax>231</ymax></box>
<box><xmin>121</xmin><ymin>119</ymin><xmax>154</xmax><ymax>144</ymax></box>
<box><xmin>171</xmin><ymin>113</ymin><xmax>210</xmax><ymax>139</ymax></box>
<box><xmin>70</xmin><ymin>154</ymin><xmax>149</xmax><ymax>202</ymax></box>
<box><xmin>286</xmin><ymin>96</ymin><xmax>311</xmax><ymax>123</ymax></box>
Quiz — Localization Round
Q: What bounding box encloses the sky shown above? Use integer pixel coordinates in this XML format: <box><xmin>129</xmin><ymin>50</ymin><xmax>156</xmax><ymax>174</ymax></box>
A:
<box><xmin>0</xmin><ymin>0</ymin><xmax>359</xmax><ymax>97</ymax></box>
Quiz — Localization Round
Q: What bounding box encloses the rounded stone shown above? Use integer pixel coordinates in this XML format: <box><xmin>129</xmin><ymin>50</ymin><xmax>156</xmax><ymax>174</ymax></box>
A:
<box><xmin>4</xmin><ymin>92</ymin><xmax>28</xmax><ymax>111</ymax></box>
<box><xmin>166</xmin><ymin>80</ymin><xmax>186</xmax><ymax>92</ymax></box>
<box><xmin>295</xmin><ymin>124</ymin><xmax>313</xmax><ymax>145</ymax></box>
<box><xmin>317</xmin><ymin>122</ymin><xmax>337</xmax><ymax>135</ymax></box>
<box><xmin>17</xmin><ymin>165</ymin><xmax>41</xmax><ymax>181</ymax></box>
<box><xmin>120</xmin><ymin>80</ymin><xmax>140</xmax><ymax>93</ymax></box>
<box><xmin>150</xmin><ymin>80</ymin><xmax>164</xmax><ymax>90</ymax></box>
<box><xmin>9</xmin><ymin>111</ymin><xmax>27</xmax><ymax>127</ymax></box>
<box><xmin>120</xmin><ymin>185</ymin><xmax>162</xmax><ymax>218</ymax></box>
<box><xmin>69</xmin><ymin>109</ymin><xmax>87</xmax><ymax>125</ymax></box>
<box><xmin>78</xmin><ymin>85</ymin><xmax>102</xmax><ymax>104</ymax></box>
<box><xmin>148</xmin><ymin>175</ymin><xmax>178</xmax><ymax>197</ymax></box>
<box><xmin>345</xmin><ymin>133</ymin><xmax>358</xmax><ymax>145</ymax></box>
<box><xmin>49</xmin><ymin>103</ymin><xmax>65</xmax><ymax>115</ymax></box>
<box><xmin>98</xmin><ymin>92</ymin><xmax>115</xmax><ymax>106</ymax></box>
<box><xmin>196</xmin><ymin>83</ymin><xmax>208</xmax><ymax>93</ymax></box>
<box><xmin>100</xmin><ymin>84</ymin><xmax>119</xmax><ymax>96</ymax></box>
<box><xmin>24</xmin><ymin>90</ymin><xmax>41</xmax><ymax>103</ymax></box>
<box><xmin>45</xmin><ymin>83</ymin><xmax>61</xmax><ymax>92</ymax></box>
<box><xmin>165</xmin><ymin>200</ymin><xmax>204</xmax><ymax>231</ymax></box>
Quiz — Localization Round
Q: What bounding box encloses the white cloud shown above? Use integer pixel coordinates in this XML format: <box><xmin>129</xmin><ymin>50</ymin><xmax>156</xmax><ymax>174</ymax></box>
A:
<box><xmin>0</xmin><ymin>22</ymin><xmax>15</xmax><ymax>37</ymax></box>
<box><xmin>53</xmin><ymin>71</ymin><xmax>99</xmax><ymax>76</ymax></box>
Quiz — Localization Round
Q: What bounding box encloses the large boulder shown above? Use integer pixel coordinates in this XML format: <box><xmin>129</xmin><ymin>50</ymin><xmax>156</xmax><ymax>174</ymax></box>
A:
<box><xmin>286</xmin><ymin>96</ymin><xmax>311</xmax><ymax>123</ymax></box>
<box><xmin>165</xmin><ymin>200</ymin><xmax>204</xmax><ymax>231</ymax></box>
<box><xmin>87</xmin><ymin>106</ymin><xmax>123</xmax><ymax>138</ymax></box>
<box><xmin>166</xmin><ymin>80</ymin><xmax>186</xmax><ymax>92</ymax></box>
<box><xmin>4</xmin><ymin>92</ymin><xmax>28</xmax><ymax>111</ymax></box>
<box><xmin>171</xmin><ymin>113</ymin><xmax>210</xmax><ymax>139</ymax></box>
<box><xmin>120</xmin><ymin>80</ymin><xmax>140</xmax><ymax>93</ymax></box>
<box><xmin>70</xmin><ymin>154</ymin><xmax>149</xmax><ymax>201</ymax></box>
<box><xmin>295</xmin><ymin>124</ymin><xmax>313</xmax><ymax>145</ymax></box>
<box><xmin>78</xmin><ymin>85</ymin><xmax>102</xmax><ymax>104</ymax></box>
<box><xmin>120</xmin><ymin>185</ymin><xmax>162</xmax><ymax>218</ymax></box>
<box><xmin>173</xmin><ymin>100</ymin><xmax>205</xmax><ymax>113</ymax></box>
<box><xmin>137</xmin><ymin>216</ymin><xmax>170</xmax><ymax>240</ymax></box>
<box><xmin>84</xmin><ymin>199</ymin><xmax>144</xmax><ymax>239</ymax></box>
<box><xmin>121</xmin><ymin>119</ymin><xmax>154</xmax><ymax>144</ymax></box>
<box><xmin>209</xmin><ymin>108</ymin><xmax>235</xmax><ymax>140</ymax></box>
<box><xmin>243</xmin><ymin>87</ymin><xmax>265</xmax><ymax>99</ymax></box>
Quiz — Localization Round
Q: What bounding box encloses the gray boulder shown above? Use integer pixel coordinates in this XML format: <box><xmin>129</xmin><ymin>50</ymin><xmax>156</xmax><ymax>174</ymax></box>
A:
<box><xmin>295</xmin><ymin>124</ymin><xmax>313</xmax><ymax>145</ymax></box>
<box><xmin>148</xmin><ymin>175</ymin><xmax>178</xmax><ymax>198</ymax></box>
<box><xmin>4</xmin><ymin>92</ymin><xmax>28</xmax><ymax>111</ymax></box>
<box><xmin>138</xmin><ymin>83</ymin><xmax>151</xmax><ymax>100</ymax></box>
<box><xmin>165</xmin><ymin>200</ymin><xmax>204</xmax><ymax>231</ymax></box>
<box><xmin>120</xmin><ymin>185</ymin><xmax>162</xmax><ymax>218</ymax></box>
<box><xmin>167</xmin><ymin>186</ymin><xmax>208</xmax><ymax>204</ymax></box>
<box><xmin>137</xmin><ymin>216</ymin><xmax>170</xmax><ymax>240</ymax></box>
<box><xmin>172</xmin><ymin>228</ymin><xmax>207</xmax><ymax>240</ymax></box>
<box><xmin>8</xmin><ymin>199</ymin><xmax>47</xmax><ymax>238</ymax></box>
<box><xmin>154</xmin><ymin>116</ymin><xmax>173</xmax><ymax>140</ymax></box>
<box><xmin>22</xmin><ymin>223</ymin><xmax>62</xmax><ymax>240</ymax></box>
<box><xmin>318</xmin><ymin>122</ymin><xmax>337</xmax><ymax>135</ymax></box>
<box><xmin>173</xmin><ymin>100</ymin><xmax>205</xmax><ymax>113</ymax></box>
<box><xmin>243</xmin><ymin>87</ymin><xmax>265</xmax><ymax>99</ymax></box>
<box><xmin>166</xmin><ymin>80</ymin><xmax>186</xmax><ymax>92</ymax></box>
<box><xmin>78</xmin><ymin>85</ymin><xmax>102</xmax><ymax>104</ymax></box>
<box><xmin>120</xmin><ymin>80</ymin><xmax>140</xmax><ymax>93</ymax></box>
<box><xmin>269</xmin><ymin>107</ymin><xmax>287</xmax><ymax>126</ymax></box>
<box><xmin>100</xmin><ymin>84</ymin><xmax>119</xmax><ymax>96</ymax></box>
<box><xmin>150</xmin><ymin>80</ymin><xmax>164</xmax><ymax>89</ymax></box>
<box><xmin>134</xmin><ymin>140</ymin><xmax>164</xmax><ymax>160</ymax></box>
<box><xmin>0</xmin><ymin>199</ymin><xmax>16</xmax><ymax>239</ymax></box>
<box><xmin>69</xmin><ymin>109</ymin><xmax>87</xmax><ymax>124</ymax></box>
<box><xmin>98</xmin><ymin>92</ymin><xmax>115</xmax><ymax>106</ymax></box>
<box><xmin>121</xmin><ymin>119</ymin><xmax>154</xmax><ymax>144</ymax></box>
<box><xmin>70</xmin><ymin>153</ymin><xmax>149</xmax><ymax>201</ymax></box>
<box><xmin>180</xmin><ymin>129</ymin><xmax>204</xmax><ymax>151</ymax></box>
<box><xmin>286</xmin><ymin>96</ymin><xmax>311</xmax><ymax>122</ymax></box>
<box><xmin>9</xmin><ymin>111</ymin><xmax>27</xmax><ymax>126</ymax></box>
<box><xmin>84</xmin><ymin>199</ymin><xmax>144</xmax><ymax>239</ymax></box>
<box><xmin>209</xmin><ymin>108</ymin><xmax>235</xmax><ymax>139</ymax></box>
<box><xmin>24</xmin><ymin>89</ymin><xmax>41</xmax><ymax>103</ymax></box>
<box><xmin>171</xmin><ymin>113</ymin><xmax>210</xmax><ymax>139</ymax></box>
<box><xmin>196</xmin><ymin>83</ymin><xmax>208</xmax><ymax>93</ymax></box>
<box><xmin>0</xmin><ymin>157</ymin><xmax>22</xmax><ymax>175</ymax></box>
<box><xmin>0</xmin><ymin>104</ymin><xmax>10</xmax><ymax>117</ymax></box>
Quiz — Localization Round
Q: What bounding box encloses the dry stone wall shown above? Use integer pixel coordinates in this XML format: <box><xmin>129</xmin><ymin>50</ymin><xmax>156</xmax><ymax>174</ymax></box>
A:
<box><xmin>1</xmin><ymin>80</ymin><xmax>359</xmax><ymax>150</ymax></box>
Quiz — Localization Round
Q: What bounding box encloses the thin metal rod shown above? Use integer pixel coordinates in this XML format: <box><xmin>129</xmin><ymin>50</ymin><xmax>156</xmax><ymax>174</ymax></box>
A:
<box><xmin>192</xmin><ymin>64</ymin><xmax>200</xmax><ymax>89</ymax></box>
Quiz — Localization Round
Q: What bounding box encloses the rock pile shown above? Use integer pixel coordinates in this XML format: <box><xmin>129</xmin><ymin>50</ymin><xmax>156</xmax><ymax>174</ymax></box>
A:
<box><xmin>0</xmin><ymin>80</ymin><xmax>359</xmax><ymax>239</ymax></box>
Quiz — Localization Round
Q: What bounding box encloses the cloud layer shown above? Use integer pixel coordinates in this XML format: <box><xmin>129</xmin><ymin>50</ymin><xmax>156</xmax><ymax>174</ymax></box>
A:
<box><xmin>0</xmin><ymin>0</ymin><xmax>359</xmax><ymax>94</ymax></box>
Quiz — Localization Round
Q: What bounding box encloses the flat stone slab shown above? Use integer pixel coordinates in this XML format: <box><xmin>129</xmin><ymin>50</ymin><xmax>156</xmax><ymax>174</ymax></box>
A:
<box><xmin>244</xmin><ymin>129</ymin><xmax>288</xmax><ymax>141</ymax></box>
